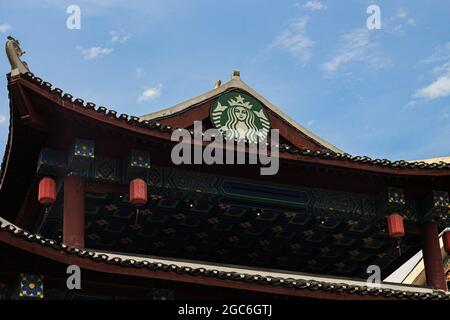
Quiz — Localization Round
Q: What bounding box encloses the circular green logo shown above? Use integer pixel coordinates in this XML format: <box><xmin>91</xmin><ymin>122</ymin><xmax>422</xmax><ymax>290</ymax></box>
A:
<box><xmin>210</xmin><ymin>92</ymin><xmax>270</xmax><ymax>143</ymax></box>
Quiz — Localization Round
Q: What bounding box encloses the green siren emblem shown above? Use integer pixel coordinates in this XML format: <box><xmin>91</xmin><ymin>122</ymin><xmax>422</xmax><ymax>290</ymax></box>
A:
<box><xmin>210</xmin><ymin>92</ymin><xmax>270</xmax><ymax>143</ymax></box>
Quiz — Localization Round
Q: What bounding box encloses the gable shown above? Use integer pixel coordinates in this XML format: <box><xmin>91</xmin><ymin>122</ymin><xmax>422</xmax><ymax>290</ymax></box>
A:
<box><xmin>140</xmin><ymin>73</ymin><xmax>343</xmax><ymax>153</ymax></box>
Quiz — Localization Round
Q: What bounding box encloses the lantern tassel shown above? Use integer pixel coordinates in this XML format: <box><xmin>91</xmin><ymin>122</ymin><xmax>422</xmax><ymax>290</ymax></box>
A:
<box><xmin>44</xmin><ymin>206</ymin><xmax>49</xmax><ymax>215</ymax></box>
<box><xmin>396</xmin><ymin>239</ymin><xmax>402</xmax><ymax>256</ymax></box>
<box><xmin>37</xmin><ymin>206</ymin><xmax>50</xmax><ymax>233</ymax></box>
<box><xmin>134</xmin><ymin>207</ymin><xmax>140</xmax><ymax>226</ymax></box>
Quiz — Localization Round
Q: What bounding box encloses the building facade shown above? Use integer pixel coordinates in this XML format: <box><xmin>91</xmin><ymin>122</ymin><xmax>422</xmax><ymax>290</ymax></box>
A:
<box><xmin>0</xmin><ymin>37</ymin><xmax>449</xmax><ymax>300</ymax></box>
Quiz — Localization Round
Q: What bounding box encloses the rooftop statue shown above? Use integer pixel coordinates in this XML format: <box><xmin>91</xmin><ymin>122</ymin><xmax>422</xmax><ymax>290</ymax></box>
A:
<box><xmin>5</xmin><ymin>36</ymin><xmax>30</xmax><ymax>76</ymax></box>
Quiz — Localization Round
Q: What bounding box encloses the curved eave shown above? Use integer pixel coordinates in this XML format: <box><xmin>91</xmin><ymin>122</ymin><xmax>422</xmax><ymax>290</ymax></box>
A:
<box><xmin>7</xmin><ymin>72</ymin><xmax>450</xmax><ymax>177</ymax></box>
<box><xmin>1</xmin><ymin>219</ymin><xmax>448</xmax><ymax>300</ymax></box>
<box><xmin>0</xmin><ymin>78</ymin><xmax>46</xmax><ymax>222</ymax></box>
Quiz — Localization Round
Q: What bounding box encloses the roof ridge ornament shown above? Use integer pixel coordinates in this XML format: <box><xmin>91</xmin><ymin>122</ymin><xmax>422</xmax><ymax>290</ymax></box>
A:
<box><xmin>5</xmin><ymin>36</ymin><xmax>30</xmax><ymax>76</ymax></box>
<box><xmin>232</xmin><ymin>69</ymin><xmax>240</xmax><ymax>79</ymax></box>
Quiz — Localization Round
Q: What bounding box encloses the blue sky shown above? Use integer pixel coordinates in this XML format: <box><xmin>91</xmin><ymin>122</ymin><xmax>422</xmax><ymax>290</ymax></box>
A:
<box><xmin>0</xmin><ymin>0</ymin><xmax>449</xmax><ymax>160</ymax></box>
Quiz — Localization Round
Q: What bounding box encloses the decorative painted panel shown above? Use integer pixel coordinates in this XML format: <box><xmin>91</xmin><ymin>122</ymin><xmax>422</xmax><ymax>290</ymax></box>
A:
<box><xmin>68</xmin><ymin>138</ymin><xmax>95</xmax><ymax>175</ymax></box>
<box><xmin>90</xmin><ymin>156</ymin><xmax>122</xmax><ymax>182</ymax></box>
<box><xmin>313</xmin><ymin>189</ymin><xmax>375</xmax><ymax>221</ymax></box>
<box><xmin>221</xmin><ymin>179</ymin><xmax>310</xmax><ymax>207</ymax></box>
<box><xmin>129</xmin><ymin>149</ymin><xmax>151</xmax><ymax>169</ymax></box>
<box><xmin>17</xmin><ymin>274</ymin><xmax>44</xmax><ymax>299</ymax></box>
<box><xmin>36</xmin><ymin>148</ymin><xmax>67</xmax><ymax>176</ymax></box>
<box><xmin>166</xmin><ymin>168</ymin><xmax>219</xmax><ymax>194</ymax></box>
<box><xmin>33</xmin><ymin>148</ymin><xmax>391</xmax><ymax>224</ymax></box>
<box><xmin>422</xmin><ymin>190</ymin><xmax>450</xmax><ymax>223</ymax></box>
<box><xmin>377</xmin><ymin>187</ymin><xmax>406</xmax><ymax>215</ymax></box>
<box><xmin>127</xmin><ymin>149</ymin><xmax>151</xmax><ymax>180</ymax></box>
<box><xmin>147</xmin><ymin>166</ymin><xmax>164</xmax><ymax>187</ymax></box>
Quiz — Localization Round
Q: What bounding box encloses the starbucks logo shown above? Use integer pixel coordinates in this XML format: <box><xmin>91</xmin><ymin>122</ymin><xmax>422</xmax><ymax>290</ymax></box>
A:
<box><xmin>210</xmin><ymin>92</ymin><xmax>270</xmax><ymax>143</ymax></box>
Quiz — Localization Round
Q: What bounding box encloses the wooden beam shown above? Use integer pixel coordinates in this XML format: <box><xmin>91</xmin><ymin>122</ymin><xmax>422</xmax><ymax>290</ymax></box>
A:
<box><xmin>63</xmin><ymin>176</ymin><xmax>85</xmax><ymax>248</ymax></box>
<box><xmin>86</xmin><ymin>182</ymin><xmax>127</xmax><ymax>194</ymax></box>
<box><xmin>421</xmin><ymin>221</ymin><xmax>447</xmax><ymax>290</ymax></box>
<box><xmin>14</xmin><ymin>178</ymin><xmax>41</xmax><ymax>230</ymax></box>
<box><xmin>9</xmin><ymin>81</ymin><xmax>48</xmax><ymax>131</ymax></box>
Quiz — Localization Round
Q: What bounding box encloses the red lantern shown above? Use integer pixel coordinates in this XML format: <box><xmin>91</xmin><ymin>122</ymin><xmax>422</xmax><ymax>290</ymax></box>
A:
<box><xmin>387</xmin><ymin>213</ymin><xmax>404</xmax><ymax>239</ymax></box>
<box><xmin>129</xmin><ymin>178</ymin><xmax>147</xmax><ymax>206</ymax></box>
<box><xmin>38</xmin><ymin>177</ymin><xmax>56</xmax><ymax>205</ymax></box>
<box><xmin>443</xmin><ymin>230</ymin><xmax>450</xmax><ymax>255</ymax></box>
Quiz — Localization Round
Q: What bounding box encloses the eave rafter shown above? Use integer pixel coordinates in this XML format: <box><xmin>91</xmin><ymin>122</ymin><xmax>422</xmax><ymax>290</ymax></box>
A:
<box><xmin>7</xmin><ymin>77</ymin><xmax>47</xmax><ymax>131</ymax></box>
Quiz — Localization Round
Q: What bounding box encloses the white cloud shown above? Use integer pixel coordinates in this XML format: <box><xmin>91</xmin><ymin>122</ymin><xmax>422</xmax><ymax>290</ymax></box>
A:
<box><xmin>110</xmin><ymin>30</ymin><xmax>131</xmax><ymax>44</ymax></box>
<box><xmin>396</xmin><ymin>8</ymin><xmax>408</xmax><ymax>19</ymax></box>
<box><xmin>322</xmin><ymin>29</ymin><xmax>390</xmax><ymax>73</ymax></box>
<box><xmin>322</xmin><ymin>29</ymin><xmax>370</xmax><ymax>72</ymax></box>
<box><xmin>432</xmin><ymin>61</ymin><xmax>450</xmax><ymax>75</ymax></box>
<box><xmin>138</xmin><ymin>84</ymin><xmax>162</xmax><ymax>103</ymax></box>
<box><xmin>303</xmin><ymin>1</ymin><xmax>326</xmax><ymax>11</ymax></box>
<box><xmin>406</xmin><ymin>18</ymin><xmax>416</xmax><ymax>27</ymax></box>
<box><xmin>270</xmin><ymin>16</ymin><xmax>314</xmax><ymax>64</ymax></box>
<box><xmin>420</xmin><ymin>42</ymin><xmax>450</xmax><ymax>65</ymax></box>
<box><xmin>135</xmin><ymin>67</ymin><xmax>144</xmax><ymax>78</ymax></box>
<box><xmin>414</xmin><ymin>76</ymin><xmax>450</xmax><ymax>100</ymax></box>
<box><xmin>0</xmin><ymin>114</ymin><xmax>7</xmax><ymax>124</ymax></box>
<box><xmin>405</xmin><ymin>100</ymin><xmax>417</xmax><ymax>108</ymax></box>
<box><xmin>111</xmin><ymin>32</ymin><xmax>119</xmax><ymax>43</ymax></box>
<box><xmin>386</xmin><ymin>8</ymin><xmax>416</xmax><ymax>35</ymax></box>
<box><xmin>0</xmin><ymin>24</ymin><xmax>12</xmax><ymax>33</ymax></box>
<box><xmin>414</xmin><ymin>43</ymin><xmax>450</xmax><ymax>100</ymax></box>
<box><xmin>78</xmin><ymin>46</ymin><xmax>114</xmax><ymax>59</ymax></box>
<box><xmin>306</xmin><ymin>120</ymin><xmax>315</xmax><ymax>126</ymax></box>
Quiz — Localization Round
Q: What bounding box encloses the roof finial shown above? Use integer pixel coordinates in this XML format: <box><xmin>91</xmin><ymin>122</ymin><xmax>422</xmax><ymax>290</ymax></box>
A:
<box><xmin>232</xmin><ymin>69</ymin><xmax>240</xmax><ymax>79</ymax></box>
<box><xmin>214</xmin><ymin>80</ymin><xmax>221</xmax><ymax>89</ymax></box>
<box><xmin>5</xmin><ymin>36</ymin><xmax>30</xmax><ymax>76</ymax></box>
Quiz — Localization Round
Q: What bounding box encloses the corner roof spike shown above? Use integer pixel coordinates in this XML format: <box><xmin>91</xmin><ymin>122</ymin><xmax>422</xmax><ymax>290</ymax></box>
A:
<box><xmin>5</xmin><ymin>36</ymin><xmax>30</xmax><ymax>76</ymax></box>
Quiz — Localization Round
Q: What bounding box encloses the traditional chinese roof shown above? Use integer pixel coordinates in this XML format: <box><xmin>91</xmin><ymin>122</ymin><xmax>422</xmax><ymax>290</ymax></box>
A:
<box><xmin>0</xmin><ymin>218</ymin><xmax>448</xmax><ymax>300</ymax></box>
<box><xmin>140</xmin><ymin>70</ymin><xmax>343</xmax><ymax>153</ymax></box>
<box><xmin>4</xmin><ymin>36</ymin><xmax>450</xmax><ymax>175</ymax></box>
<box><xmin>1</xmin><ymin>38</ymin><xmax>450</xmax><ymax>296</ymax></box>
<box><xmin>3</xmin><ymin>73</ymin><xmax>450</xmax><ymax>176</ymax></box>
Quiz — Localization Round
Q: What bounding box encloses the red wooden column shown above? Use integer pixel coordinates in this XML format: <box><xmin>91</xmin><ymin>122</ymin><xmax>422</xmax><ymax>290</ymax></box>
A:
<box><xmin>63</xmin><ymin>175</ymin><xmax>86</xmax><ymax>248</ymax></box>
<box><xmin>421</xmin><ymin>221</ymin><xmax>447</xmax><ymax>290</ymax></box>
